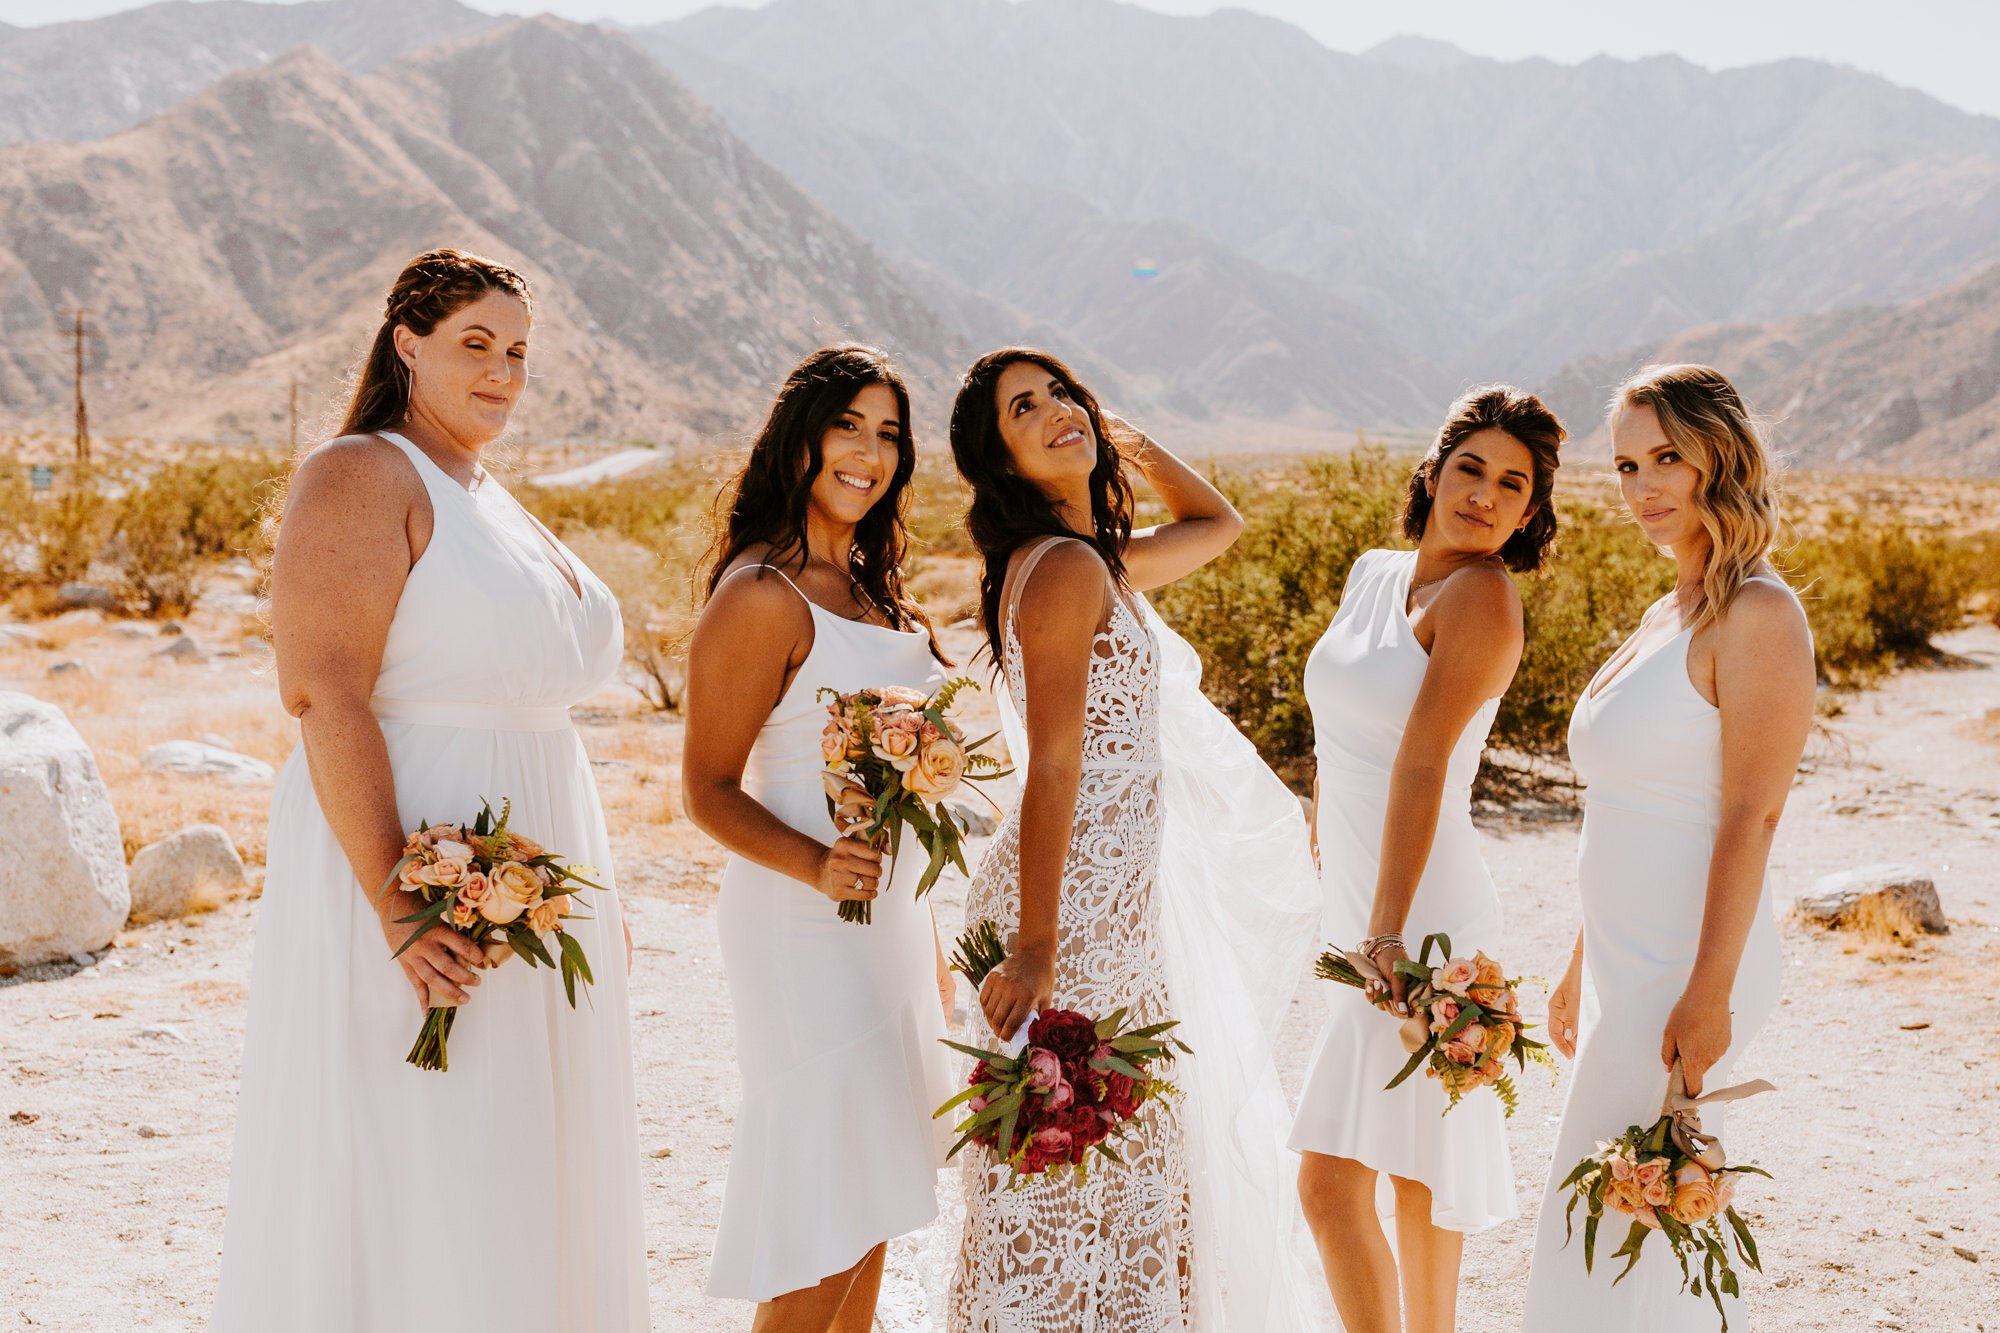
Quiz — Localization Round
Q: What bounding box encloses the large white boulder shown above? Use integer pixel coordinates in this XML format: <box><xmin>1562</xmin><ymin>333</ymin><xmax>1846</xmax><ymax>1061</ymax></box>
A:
<box><xmin>128</xmin><ymin>823</ymin><xmax>246</xmax><ymax>921</ymax></box>
<box><xmin>0</xmin><ymin>692</ymin><xmax>129</xmax><ymax>965</ymax></box>
<box><xmin>142</xmin><ymin>740</ymin><xmax>275</xmax><ymax>784</ymax></box>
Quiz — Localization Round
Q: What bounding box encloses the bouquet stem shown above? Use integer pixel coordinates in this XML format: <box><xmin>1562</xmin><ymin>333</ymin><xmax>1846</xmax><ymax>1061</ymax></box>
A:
<box><xmin>406</xmin><ymin>1005</ymin><xmax>458</xmax><ymax>1071</ymax></box>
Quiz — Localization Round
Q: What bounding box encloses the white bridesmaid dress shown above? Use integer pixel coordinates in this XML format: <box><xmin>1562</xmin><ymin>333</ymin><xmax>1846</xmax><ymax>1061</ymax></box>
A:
<box><xmin>706</xmin><ymin>565</ymin><xmax>954</xmax><ymax>1303</ymax></box>
<box><xmin>214</xmin><ymin>433</ymin><xmax>648</xmax><ymax>1331</ymax></box>
<box><xmin>1287</xmin><ymin>548</ymin><xmax>1516</xmax><ymax>1232</ymax></box>
<box><xmin>1521</xmin><ymin>583</ymin><xmax>1789</xmax><ymax>1330</ymax></box>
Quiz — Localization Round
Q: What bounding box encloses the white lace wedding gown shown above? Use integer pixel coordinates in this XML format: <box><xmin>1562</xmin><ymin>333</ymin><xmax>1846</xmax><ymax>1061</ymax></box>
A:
<box><xmin>1520</xmin><ymin>583</ymin><xmax>1790</xmax><ymax>1330</ymax></box>
<box><xmin>214</xmin><ymin>433</ymin><xmax>647</xmax><ymax>1331</ymax></box>
<box><xmin>950</xmin><ymin>537</ymin><xmax>1194</xmax><ymax>1332</ymax></box>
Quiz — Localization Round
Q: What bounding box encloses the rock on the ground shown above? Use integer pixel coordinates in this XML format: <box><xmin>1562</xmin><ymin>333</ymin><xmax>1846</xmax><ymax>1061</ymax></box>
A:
<box><xmin>0</xmin><ymin>624</ymin><xmax>51</xmax><ymax>649</ymax></box>
<box><xmin>1796</xmin><ymin>864</ymin><xmax>1949</xmax><ymax>938</ymax></box>
<box><xmin>0</xmin><ymin>692</ymin><xmax>130</xmax><ymax>965</ymax></box>
<box><xmin>153</xmin><ymin>636</ymin><xmax>207</xmax><ymax>664</ymax></box>
<box><xmin>946</xmin><ymin>798</ymin><xmax>1000</xmax><ymax>838</ymax></box>
<box><xmin>127</xmin><ymin>824</ymin><xmax>246</xmax><ymax>922</ymax></box>
<box><xmin>48</xmin><ymin>608</ymin><xmax>103</xmax><ymax>631</ymax></box>
<box><xmin>141</xmin><ymin>741</ymin><xmax>275</xmax><ymax>785</ymax></box>
<box><xmin>47</xmin><ymin>660</ymin><xmax>93</xmax><ymax>678</ymax></box>
<box><xmin>55</xmin><ymin>583</ymin><xmax>119</xmax><ymax>612</ymax></box>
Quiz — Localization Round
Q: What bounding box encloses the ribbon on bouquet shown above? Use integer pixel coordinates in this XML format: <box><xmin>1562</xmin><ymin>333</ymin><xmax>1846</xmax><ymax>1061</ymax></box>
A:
<box><xmin>1337</xmin><ymin>949</ymin><xmax>1433</xmax><ymax>1054</ymax></box>
<box><xmin>998</xmin><ymin>1009</ymin><xmax>1041</xmax><ymax>1059</ymax></box>
<box><xmin>1663</xmin><ymin>1059</ymin><xmax>1776</xmax><ymax>1171</ymax></box>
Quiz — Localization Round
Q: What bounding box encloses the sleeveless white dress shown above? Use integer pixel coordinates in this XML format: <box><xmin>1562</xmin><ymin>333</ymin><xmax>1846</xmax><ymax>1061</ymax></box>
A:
<box><xmin>1521</xmin><ymin>583</ymin><xmax>1790</xmax><ymax>1330</ymax></box>
<box><xmin>705</xmin><ymin>565</ymin><xmax>955</xmax><ymax>1303</ymax></box>
<box><xmin>214</xmin><ymin>433</ymin><xmax>648</xmax><ymax>1331</ymax></box>
<box><xmin>950</xmin><ymin>537</ymin><xmax>1196</xmax><ymax>1333</ymax></box>
<box><xmin>1287</xmin><ymin>548</ymin><xmax>1516</xmax><ymax>1232</ymax></box>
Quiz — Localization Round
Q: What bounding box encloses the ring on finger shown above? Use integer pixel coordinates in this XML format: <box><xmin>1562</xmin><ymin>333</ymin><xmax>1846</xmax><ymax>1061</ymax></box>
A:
<box><xmin>852</xmin><ymin>876</ymin><xmax>863</xmax><ymax>893</ymax></box>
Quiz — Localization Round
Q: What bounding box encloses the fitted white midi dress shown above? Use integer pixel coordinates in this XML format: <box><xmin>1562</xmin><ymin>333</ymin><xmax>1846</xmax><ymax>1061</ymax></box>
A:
<box><xmin>706</xmin><ymin>566</ymin><xmax>955</xmax><ymax>1303</ymax></box>
<box><xmin>1520</xmin><ymin>584</ymin><xmax>1790</xmax><ymax>1330</ymax></box>
<box><xmin>214</xmin><ymin>433</ymin><xmax>648</xmax><ymax>1332</ymax></box>
<box><xmin>1286</xmin><ymin>549</ymin><xmax>1517</xmax><ymax>1233</ymax></box>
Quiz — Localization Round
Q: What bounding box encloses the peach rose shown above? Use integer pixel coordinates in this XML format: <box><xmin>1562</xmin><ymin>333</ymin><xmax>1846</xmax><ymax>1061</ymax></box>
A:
<box><xmin>1635</xmin><ymin>1204</ymin><xmax>1662</xmax><ymax>1230</ymax></box>
<box><xmin>1633</xmin><ymin>1158</ymin><xmax>1669</xmax><ymax>1190</ymax></box>
<box><xmin>1476</xmin><ymin>1056</ymin><xmax>1503</xmax><ymax>1080</ymax></box>
<box><xmin>505</xmin><ymin>831</ymin><xmax>545</xmax><ymax>861</ymax></box>
<box><xmin>1429</xmin><ymin>997</ymin><xmax>1462</xmax><ymax>1034</ymax></box>
<box><xmin>420</xmin><ymin>824</ymin><xmax>465</xmax><ymax>848</ymax></box>
<box><xmin>904</xmin><ymin>734</ymin><xmax>969</xmax><ymax>799</ymax></box>
<box><xmin>398</xmin><ymin>857</ymin><xmax>428</xmax><ymax>887</ymax></box>
<box><xmin>1669</xmin><ymin>1162</ymin><xmax>1718</xmax><ymax>1226</ymax></box>
<box><xmin>1442</xmin><ymin>1037</ymin><xmax>1479</xmax><ymax>1066</ymax></box>
<box><xmin>1486</xmin><ymin>1020</ymin><xmax>1515</xmax><ymax>1060</ymax></box>
<box><xmin>528</xmin><ymin>895</ymin><xmax>570</xmax><ymax>934</ymax></box>
<box><xmin>456</xmin><ymin>870</ymin><xmax>492</xmax><ymax>911</ymax></box>
<box><xmin>1642</xmin><ymin>1179</ymin><xmax>1672</xmax><ymax>1208</ymax></box>
<box><xmin>432</xmin><ymin>837</ymin><xmax>474</xmax><ymax>862</ymax></box>
<box><xmin>413</xmin><ymin>856</ymin><xmax>470</xmax><ymax>889</ymax></box>
<box><xmin>876</xmin><ymin>686</ymin><xmax>927</xmax><ymax>708</ymax></box>
<box><xmin>1604</xmin><ymin>1179</ymin><xmax>1645</xmax><ymax>1215</ymax></box>
<box><xmin>482</xmin><ymin>861</ymin><xmax>541</xmax><ymax>924</ymax></box>
<box><xmin>1714</xmin><ymin>1173</ymin><xmax>1738</xmax><ymax>1215</ymax></box>
<box><xmin>822</xmin><ymin>718</ymin><xmax>852</xmax><ymax>769</ymax></box>
<box><xmin>872</xmin><ymin>711</ymin><xmax>923</xmax><ymax>771</ymax></box>
<box><xmin>449</xmin><ymin>900</ymin><xmax>481</xmax><ymax>929</ymax></box>
<box><xmin>1609</xmin><ymin>1153</ymin><xmax>1635</xmax><ymax>1183</ymax></box>
<box><xmin>1436</xmin><ymin>956</ymin><xmax>1479</xmax><ymax>997</ymax></box>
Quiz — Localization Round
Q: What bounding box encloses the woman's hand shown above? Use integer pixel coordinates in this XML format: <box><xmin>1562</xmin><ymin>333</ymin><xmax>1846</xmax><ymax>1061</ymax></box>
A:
<box><xmin>377</xmin><ymin>887</ymin><xmax>487</xmax><ymax>1011</ymax></box>
<box><xmin>1661</xmin><ymin>984</ymin><xmax>1733</xmax><ymax>1096</ymax></box>
<box><xmin>1549</xmin><ymin>958</ymin><xmax>1582</xmax><ymax>1059</ymax></box>
<box><xmin>814</xmin><ymin>835</ymin><xmax>883</xmax><ymax>905</ymax></box>
<box><xmin>1367</xmin><ymin>941</ymin><xmax>1412</xmax><ymax>1017</ymax></box>
<box><xmin>936</xmin><ymin>951</ymin><xmax>956</xmax><ymax>1028</ymax></box>
<box><xmin>980</xmin><ymin>944</ymin><xmax>1055</xmax><ymax>1043</ymax></box>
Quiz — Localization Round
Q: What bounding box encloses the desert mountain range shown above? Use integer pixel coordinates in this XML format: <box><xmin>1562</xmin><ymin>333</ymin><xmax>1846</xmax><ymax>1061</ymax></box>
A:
<box><xmin>0</xmin><ymin>0</ymin><xmax>1994</xmax><ymax>471</ymax></box>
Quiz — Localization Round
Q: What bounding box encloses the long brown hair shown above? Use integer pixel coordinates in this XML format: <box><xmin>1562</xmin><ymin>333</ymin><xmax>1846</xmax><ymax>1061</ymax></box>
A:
<box><xmin>702</xmin><ymin>344</ymin><xmax>946</xmax><ymax>662</ymax></box>
<box><xmin>341</xmin><ymin>248</ymin><xmax>533</xmax><ymax>437</ymax></box>
<box><xmin>948</xmin><ymin>347</ymin><xmax>1136</xmax><ymax>662</ymax></box>
<box><xmin>1400</xmin><ymin>384</ymin><xmax>1565</xmax><ymax>572</ymax></box>
<box><xmin>1613</xmin><ymin>363</ymin><xmax>1782</xmax><ymax>632</ymax></box>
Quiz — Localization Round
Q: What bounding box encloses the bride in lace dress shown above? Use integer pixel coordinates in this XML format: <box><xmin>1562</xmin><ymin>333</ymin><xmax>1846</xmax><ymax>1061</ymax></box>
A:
<box><xmin>941</xmin><ymin>348</ymin><xmax>1323</xmax><ymax>1332</ymax></box>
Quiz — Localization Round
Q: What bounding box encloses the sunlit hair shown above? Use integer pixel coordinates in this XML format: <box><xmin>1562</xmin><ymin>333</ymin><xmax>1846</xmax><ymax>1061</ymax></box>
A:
<box><xmin>1400</xmin><ymin>384</ymin><xmax>1564</xmax><ymax>573</ymax></box>
<box><xmin>702</xmin><ymin>344</ymin><xmax>946</xmax><ymax>664</ymax></box>
<box><xmin>948</xmin><ymin>347</ymin><xmax>1136</xmax><ymax>663</ymax></box>
<box><xmin>1612</xmin><ymin>363</ymin><xmax>1783</xmax><ymax>633</ymax></box>
<box><xmin>342</xmin><ymin>248</ymin><xmax>533</xmax><ymax>437</ymax></box>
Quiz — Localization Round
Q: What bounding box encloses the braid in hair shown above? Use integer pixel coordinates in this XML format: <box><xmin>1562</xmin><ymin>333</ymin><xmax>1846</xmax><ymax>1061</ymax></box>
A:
<box><xmin>340</xmin><ymin>248</ymin><xmax>532</xmax><ymax>438</ymax></box>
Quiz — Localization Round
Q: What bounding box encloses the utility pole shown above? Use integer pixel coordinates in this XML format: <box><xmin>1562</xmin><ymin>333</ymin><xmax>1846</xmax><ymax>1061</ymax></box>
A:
<box><xmin>69</xmin><ymin>308</ymin><xmax>91</xmax><ymax>466</ymax></box>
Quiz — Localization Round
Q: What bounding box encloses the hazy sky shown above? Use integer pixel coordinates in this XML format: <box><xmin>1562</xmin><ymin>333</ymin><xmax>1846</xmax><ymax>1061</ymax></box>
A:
<box><xmin>3</xmin><ymin>0</ymin><xmax>1993</xmax><ymax>118</ymax></box>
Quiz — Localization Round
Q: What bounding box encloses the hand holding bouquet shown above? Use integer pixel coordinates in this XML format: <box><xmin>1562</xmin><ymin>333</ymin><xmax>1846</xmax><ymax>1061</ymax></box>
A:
<box><xmin>379</xmin><ymin>799</ymin><xmax>606</xmax><ymax>1071</ymax></box>
<box><xmin>818</xmin><ymin>678</ymin><xmax>1007</xmax><ymax>923</ymax></box>
<box><xmin>1556</xmin><ymin>1063</ymin><xmax>1775</xmax><ymax>1330</ymax></box>
<box><xmin>933</xmin><ymin>920</ymin><xmax>1190</xmax><ymax>1186</ymax></box>
<box><xmin>1316</xmin><ymin>931</ymin><xmax>1555</xmax><ymax>1115</ymax></box>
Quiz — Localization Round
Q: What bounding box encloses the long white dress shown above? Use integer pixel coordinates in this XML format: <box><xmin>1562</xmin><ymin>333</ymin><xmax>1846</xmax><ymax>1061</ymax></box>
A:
<box><xmin>1521</xmin><ymin>583</ymin><xmax>1789</xmax><ymax>1330</ymax></box>
<box><xmin>705</xmin><ymin>565</ymin><xmax>955</xmax><ymax>1303</ymax></box>
<box><xmin>214</xmin><ymin>433</ymin><xmax>648</xmax><ymax>1331</ymax></box>
<box><xmin>951</xmin><ymin>537</ymin><xmax>1195</xmax><ymax>1332</ymax></box>
<box><xmin>1287</xmin><ymin>548</ymin><xmax>1517</xmax><ymax>1232</ymax></box>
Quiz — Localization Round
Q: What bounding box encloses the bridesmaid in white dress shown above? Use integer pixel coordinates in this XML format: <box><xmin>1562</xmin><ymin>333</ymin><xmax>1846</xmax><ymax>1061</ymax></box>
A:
<box><xmin>1289</xmin><ymin>387</ymin><xmax>1565</xmax><ymax>1333</ymax></box>
<box><xmin>1523</xmin><ymin>364</ymin><xmax>1814</xmax><ymax>1331</ymax></box>
<box><xmin>944</xmin><ymin>348</ymin><xmax>1258</xmax><ymax>1331</ymax></box>
<box><xmin>684</xmin><ymin>346</ymin><xmax>957</xmax><ymax>1332</ymax></box>
<box><xmin>215</xmin><ymin>250</ymin><xmax>648</xmax><ymax>1330</ymax></box>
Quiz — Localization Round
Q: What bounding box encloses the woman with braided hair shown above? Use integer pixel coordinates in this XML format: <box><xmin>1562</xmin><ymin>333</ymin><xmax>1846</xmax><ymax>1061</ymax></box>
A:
<box><xmin>214</xmin><ymin>249</ymin><xmax>649</xmax><ymax>1330</ymax></box>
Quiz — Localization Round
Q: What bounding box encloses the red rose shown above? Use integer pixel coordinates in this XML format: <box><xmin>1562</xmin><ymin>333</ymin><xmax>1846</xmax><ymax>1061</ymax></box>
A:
<box><xmin>1028</xmin><ymin>1009</ymin><xmax>1099</xmax><ymax>1061</ymax></box>
<box><xmin>1101</xmin><ymin>1070</ymin><xmax>1143</xmax><ymax>1119</ymax></box>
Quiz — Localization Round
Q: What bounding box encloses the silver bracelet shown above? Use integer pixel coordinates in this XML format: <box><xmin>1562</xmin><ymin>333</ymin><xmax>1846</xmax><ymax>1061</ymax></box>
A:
<box><xmin>1360</xmin><ymin>932</ymin><xmax>1405</xmax><ymax>960</ymax></box>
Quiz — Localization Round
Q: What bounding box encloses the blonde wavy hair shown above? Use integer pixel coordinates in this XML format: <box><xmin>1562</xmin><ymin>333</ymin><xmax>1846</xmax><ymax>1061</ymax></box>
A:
<box><xmin>1612</xmin><ymin>363</ymin><xmax>1782</xmax><ymax>633</ymax></box>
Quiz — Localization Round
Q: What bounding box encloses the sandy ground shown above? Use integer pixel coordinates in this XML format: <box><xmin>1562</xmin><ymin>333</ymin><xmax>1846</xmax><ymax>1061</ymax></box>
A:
<box><xmin>3</xmin><ymin>593</ymin><xmax>1997</xmax><ymax>1331</ymax></box>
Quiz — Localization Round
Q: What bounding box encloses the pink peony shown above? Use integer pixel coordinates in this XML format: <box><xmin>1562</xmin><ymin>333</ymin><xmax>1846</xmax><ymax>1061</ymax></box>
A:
<box><xmin>1022</xmin><ymin>1048</ymin><xmax>1063</xmax><ymax>1093</ymax></box>
<box><xmin>1046</xmin><ymin>1078</ymin><xmax>1075</xmax><ymax>1111</ymax></box>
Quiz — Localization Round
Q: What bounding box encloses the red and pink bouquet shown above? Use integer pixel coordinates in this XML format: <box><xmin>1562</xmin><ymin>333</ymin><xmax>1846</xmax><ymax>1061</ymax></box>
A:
<box><xmin>380</xmin><ymin>799</ymin><xmax>606</xmax><ymax>1071</ymax></box>
<box><xmin>1557</xmin><ymin>1065</ymin><xmax>1774</xmax><ymax>1330</ymax></box>
<box><xmin>1317</xmin><ymin>931</ymin><xmax>1554</xmax><ymax>1115</ymax></box>
<box><xmin>934</xmin><ymin>920</ymin><xmax>1190</xmax><ymax>1185</ymax></box>
<box><xmin>817</xmin><ymin>677</ymin><xmax>1007</xmax><ymax>923</ymax></box>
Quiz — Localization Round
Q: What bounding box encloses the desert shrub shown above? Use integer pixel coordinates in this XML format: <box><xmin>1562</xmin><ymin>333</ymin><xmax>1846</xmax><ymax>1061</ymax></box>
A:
<box><xmin>1788</xmin><ymin>518</ymin><xmax>1979</xmax><ymax>681</ymax></box>
<box><xmin>109</xmin><ymin>455</ymin><xmax>276</xmax><ymax>616</ymax></box>
<box><xmin>1151</xmin><ymin>449</ymin><xmax>1406</xmax><ymax>788</ymax></box>
<box><xmin>522</xmin><ymin>465</ymin><xmax>713</xmax><ymax>555</ymax></box>
<box><xmin>0</xmin><ymin>463</ymin><xmax>31</xmax><ymax>590</ymax></box>
<box><xmin>31</xmin><ymin>476</ymin><xmax>112</xmax><ymax>587</ymax></box>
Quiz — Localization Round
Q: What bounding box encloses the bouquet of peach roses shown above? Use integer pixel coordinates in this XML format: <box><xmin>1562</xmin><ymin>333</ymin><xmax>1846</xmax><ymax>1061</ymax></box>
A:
<box><xmin>1316</xmin><ymin>931</ymin><xmax>1554</xmax><ymax>1115</ymax></box>
<box><xmin>817</xmin><ymin>677</ymin><xmax>1007</xmax><ymax>923</ymax></box>
<box><xmin>1557</xmin><ymin>1062</ymin><xmax>1774</xmax><ymax>1330</ymax></box>
<box><xmin>382</xmin><ymin>799</ymin><xmax>606</xmax><ymax>1071</ymax></box>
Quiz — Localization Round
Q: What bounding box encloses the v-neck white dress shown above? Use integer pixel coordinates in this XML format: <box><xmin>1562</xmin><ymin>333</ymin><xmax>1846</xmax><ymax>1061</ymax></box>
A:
<box><xmin>1521</xmin><ymin>582</ymin><xmax>1790</xmax><ymax>1330</ymax></box>
<box><xmin>215</xmin><ymin>433</ymin><xmax>648</xmax><ymax>1331</ymax></box>
<box><xmin>1286</xmin><ymin>548</ymin><xmax>1516</xmax><ymax>1232</ymax></box>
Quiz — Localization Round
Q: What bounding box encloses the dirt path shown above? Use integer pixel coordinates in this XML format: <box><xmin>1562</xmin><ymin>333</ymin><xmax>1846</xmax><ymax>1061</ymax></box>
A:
<box><xmin>4</xmin><ymin>625</ymin><xmax>1996</xmax><ymax>1331</ymax></box>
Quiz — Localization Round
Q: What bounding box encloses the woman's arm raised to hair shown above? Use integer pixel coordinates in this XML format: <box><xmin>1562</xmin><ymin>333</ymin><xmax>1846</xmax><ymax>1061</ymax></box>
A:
<box><xmin>1662</xmin><ymin>583</ymin><xmax>1813</xmax><ymax>1092</ymax></box>
<box><xmin>978</xmin><ymin>541</ymin><xmax>1106</xmax><ymax>1041</ymax></box>
<box><xmin>680</xmin><ymin>569</ymin><xmax>885</xmax><ymax>906</ymax></box>
<box><xmin>1366</xmin><ymin>566</ymin><xmax>1524</xmax><ymax>1013</ymax></box>
<box><xmin>272</xmin><ymin>437</ymin><xmax>485</xmax><ymax>1006</ymax></box>
<box><xmin>1113</xmin><ymin>417</ymin><xmax>1244</xmax><ymax>591</ymax></box>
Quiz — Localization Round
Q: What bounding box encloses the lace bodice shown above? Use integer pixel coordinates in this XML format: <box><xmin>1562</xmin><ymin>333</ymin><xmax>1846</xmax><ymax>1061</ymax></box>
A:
<box><xmin>1001</xmin><ymin>591</ymin><xmax>1163</xmax><ymax>772</ymax></box>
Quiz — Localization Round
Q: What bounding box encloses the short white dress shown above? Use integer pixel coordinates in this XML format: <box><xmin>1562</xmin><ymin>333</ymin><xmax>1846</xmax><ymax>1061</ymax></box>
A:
<box><xmin>1286</xmin><ymin>548</ymin><xmax>1517</xmax><ymax>1233</ymax></box>
<box><xmin>1521</xmin><ymin>583</ymin><xmax>1790</xmax><ymax>1330</ymax></box>
<box><xmin>706</xmin><ymin>565</ymin><xmax>955</xmax><ymax>1303</ymax></box>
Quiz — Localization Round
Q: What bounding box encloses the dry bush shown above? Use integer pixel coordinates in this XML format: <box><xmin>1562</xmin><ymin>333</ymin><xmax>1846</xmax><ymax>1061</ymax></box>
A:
<box><xmin>108</xmin><ymin>455</ymin><xmax>276</xmax><ymax>616</ymax></box>
<box><xmin>1788</xmin><ymin>517</ymin><xmax>1980</xmax><ymax>681</ymax></box>
<box><xmin>30</xmin><ymin>478</ymin><xmax>111</xmax><ymax>587</ymax></box>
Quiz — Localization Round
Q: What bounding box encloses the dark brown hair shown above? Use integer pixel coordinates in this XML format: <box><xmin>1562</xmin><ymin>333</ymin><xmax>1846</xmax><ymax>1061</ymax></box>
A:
<box><xmin>703</xmin><ymin>344</ymin><xmax>945</xmax><ymax>662</ymax></box>
<box><xmin>340</xmin><ymin>248</ymin><xmax>533</xmax><ymax>437</ymax></box>
<box><xmin>1401</xmin><ymin>384</ymin><xmax>1564</xmax><ymax>572</ymax></box>
<box><xmin>948</xmin><ymin>347</ymin><xmax>1136</xmax><ymax>662</ymax></box>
